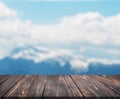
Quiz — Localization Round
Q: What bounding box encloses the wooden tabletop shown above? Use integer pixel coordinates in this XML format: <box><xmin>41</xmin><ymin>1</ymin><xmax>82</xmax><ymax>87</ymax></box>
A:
<box><xmin>0</xmin><ymin>75</ymin><xmax>120</xmax><ymax>98</ymax></box>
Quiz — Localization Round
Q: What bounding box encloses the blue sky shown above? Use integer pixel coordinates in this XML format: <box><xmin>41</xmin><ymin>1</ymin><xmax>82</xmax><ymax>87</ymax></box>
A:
<box><xmin>2</xmin><ymin>0</ymin><xmax>120</xmax><ymax>24</ymax></box>
<box><xmin>0</xmin><ymin>0</ymin><xmax>120</xmax><ymax>74</ymax></box>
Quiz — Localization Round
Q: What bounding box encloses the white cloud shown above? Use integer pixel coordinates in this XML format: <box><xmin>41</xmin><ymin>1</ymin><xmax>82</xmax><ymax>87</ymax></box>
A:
<box><xmin>0</xmin><ymin>2</ymin><xmax>17</xmax><ymax>19</ymax></box>
<box><xmin>0</xmin><ymin>2</ymin><xmax>120</xmax><ymax>72</ymax></box>
<box><xmin>107</xmin><ymin>49</ymin><xmax>120</xmax><ymax>55</ymax></box>
<box><xmin>70</xmin><ymin>59</ymin><xmax>89</xmax><ymax>72</ymax></box>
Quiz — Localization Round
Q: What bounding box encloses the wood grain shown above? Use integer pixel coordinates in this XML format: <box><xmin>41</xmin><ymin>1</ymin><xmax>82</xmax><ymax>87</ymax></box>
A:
<box><xmin>0</xmin><ymin>76</ymin><xmax>23</xmax><ymax>96</ymax></box>
<box><xmin>92</xmin><ymin>75</ymin><xmax>120</xmax><ymax>95</ymax></box>
<box><xmin>0</xmin><ymin>76</ymin><xmax>10</xmax><ymax>85</ymax></box>
<box><xmin>0</xmin><ymin>75</ymin><xmax>120</xmax><ymax>98</ymax></box>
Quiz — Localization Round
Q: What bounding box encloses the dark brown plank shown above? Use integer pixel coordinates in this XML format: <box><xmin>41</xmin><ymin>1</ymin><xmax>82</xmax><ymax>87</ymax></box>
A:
<box><xmin>57</xmin><ymin>76</ymin><xmax>72</xmax><ymax>97</ymax></box>
<box><xmin>44</xmin><ymin>76</ymin><xmax>58</xmax><ymax>97</ymax></box>
<box><xmin>44</xmin><ymin>76</ymin><xmax>83</xmax><ymax>97</ymax></box>
<box><xmin>85</xmin><ymin>76</ymin><xmax>119</xmax><ymax>96</ymax></box>
<box><xmin>71</xmin><ymin>75</ymin><xmax>119</xmax><ymax>97</ymax></box>
<box><xmin>0</xmin><ymin>75</ymin><xmax>9</xmax><ymax>81</ymax></box>
<box><xmin>71</xmin><ymin>75</ymin><xmax>98</xmax><ymax>97</ymax></box>
<box><xmin>0</xmin><ymin>75</ymin><xmax>120</xmax><ymax>98</ymax></box>
<box><xmin>0</xmin><ymin>75</ymin><xmax>9</xmax><ymax>79</ymax></box>
<box><xmin>64</xmin><ymin>76</ymin><xmax>83</xmax><ymax>97</ymax></box>
<box><xmin>4</xmin><ymin>75</ymin><xmax>46</xmax><ymax>97</ymax></box>
<box><xmin>4</xmin><ymin>75</ymin><xmax>34</xmax><ymax>97</ymax></box>
<box><xmin>27</xmin><ymin>76</ymin><xmax>46</xmax><ymax>97</ymax></box>
<box><xmin>92</xmin><ymin>75</ymin><xmax>120</xmax><ymax>95</ymax></box>
<box><xmin>0</xmin><ymin>76</ymin><xmax>10</xmax><ymax>85</ymax></box>
<box><xmin>103</xmin><ymin>75</ymin><xmax>120</xmax><ymax>82</ymax></box>
<box><xmin>0</xmin><ymin>76</ymin><xmax>23</xmax><ymax>96</ymax></box>
<box><xmin>105</xmin><ymin>75</ymin><xmax>120</xmax><ymax>80</ymax></box>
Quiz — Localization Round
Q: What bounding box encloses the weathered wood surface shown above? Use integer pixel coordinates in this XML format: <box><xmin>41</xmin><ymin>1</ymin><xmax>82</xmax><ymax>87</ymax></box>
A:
<box><xmin>0</xmin><ymin>75</ymin><xmax>120</xmax><ymax>98</ymax></box>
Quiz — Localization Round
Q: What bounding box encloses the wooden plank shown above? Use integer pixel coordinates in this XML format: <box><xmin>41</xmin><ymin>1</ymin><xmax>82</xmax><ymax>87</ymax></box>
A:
<box><xmin>0</xmin><ymin>76</ymin><xmax>10</xmax><ymax>85</ymax></box>
<box><xmin>44</xmin><ymin>76</ymin><xmax>58</xmax><ymax>97</ymax></box>
<box><xmin>0</xmin><ymin>75</ymin><xmax>120</xmax><ymax>98</ymax></box>
<box><xmin>44</xmin><ymin>76</ymin><xmax>83</xmax><ymax>97</ymax></box>
<box><xmin>0</xmin><ymin>75</ymin><xmax>9</xmax><ymax>79</ymax></box>
<box><xmin>64</xmin><ymin>76</ymin><xmax>83</xmax><ymax>97</ymax></box>
<box><xmin>0</xmin><ymin>75</ymin><xmax>9</xmax><ymax>81</ymax></box>
<box><xmin>56</xmin><ymin>76</ymin><xmax>71</xmax><ymax>97</ymax></box>
<box><xmin>0</xmin><ymin>76</ymin><xmax>23</xmax><ymax>96</ymax></box>
<box><xmin>71</xmin><ymin>75</ymin><xmax>119</xmax><ymax>97</ymax></box>
<box><xmin>103</xmin><ymin>75</ymin><xmax>120</xmax><ymax>82</ymax></box>
<box><xmin>4</xmin><ymin>75</ymin><xmax>46</xmax><ymax>97</ymax></box>
<box><xmin>106</xmin><ymin>75</ymin><xmax>120</xmax><ymax>80</ymax></box>
<box><xmin>56</xmin><ymin>76</ymin><xmax>81</xmax><ymax>97</ymax></box>
<box><xmin>71</xmin><ymin>75</ymin><xmax>98</xmax><ymax>97</ymax></box>
<box><xmin>4</xmin><ymin>75</ymin><xmax>34</xmax><ymax>97</ymax></box>
<box><xmin>92</xmin><ymin>76</ymin><xmax>120</xmax><ymax>95</ymax></box>
<box><xmin>26</xmin><ymin>75</ymin><xmax>46</xmax><ymax>97</ymax></box>
<box><xmin>85</xmin><ymin>76</ymin><xmax>119</xmax><ymax>97</ymax></box>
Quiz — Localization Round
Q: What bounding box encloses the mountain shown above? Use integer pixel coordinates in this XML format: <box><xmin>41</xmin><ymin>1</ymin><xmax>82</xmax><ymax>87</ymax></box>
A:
<box><xmin>0</xmin><ymin>57</ymin><xmax>75</xmax><ymax>74</ymax></box>
<box><xmin>0</xmin><ymin>45</ymin><xmax>120</xmax><ymax>74</ymax></box>
<box><xmin>83</xmin><ymin>63</ymin><xmax>120</xmax><ymax>75</ymax></box>
<box><xmin>0</xmin><ymin>57</ymin><xmax>120</xmax><ymax>74</ymax></box>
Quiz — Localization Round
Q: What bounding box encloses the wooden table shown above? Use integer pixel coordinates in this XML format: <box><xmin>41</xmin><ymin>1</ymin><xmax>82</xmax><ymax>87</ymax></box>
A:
<box><xmin>0</xmin><ymin>75</ymin><xmax>120</xmax><ymax>98</ymax></box>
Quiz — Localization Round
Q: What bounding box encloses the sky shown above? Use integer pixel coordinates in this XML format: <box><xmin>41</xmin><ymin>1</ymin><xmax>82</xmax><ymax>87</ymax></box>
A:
<box><xmin>0</xmin><ymin>0</ymin><xmax>120</xmax><ymax>74</ymax></box>
<box><xmin>2</xmin><ymin>0</ymin><xmax>120</xmax><ymax>24</ymax></box>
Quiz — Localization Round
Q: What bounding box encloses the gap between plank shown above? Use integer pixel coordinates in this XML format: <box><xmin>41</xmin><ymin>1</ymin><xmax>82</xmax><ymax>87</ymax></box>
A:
<box><xmin>2</xmin><ymin>76</ymin><xmax>24</xmax><ymax>96</ymax></box>
<box><xmin>69</xmin><ymin>75</ymin><xmax>85</xmax><ymax>98</ymax></box>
